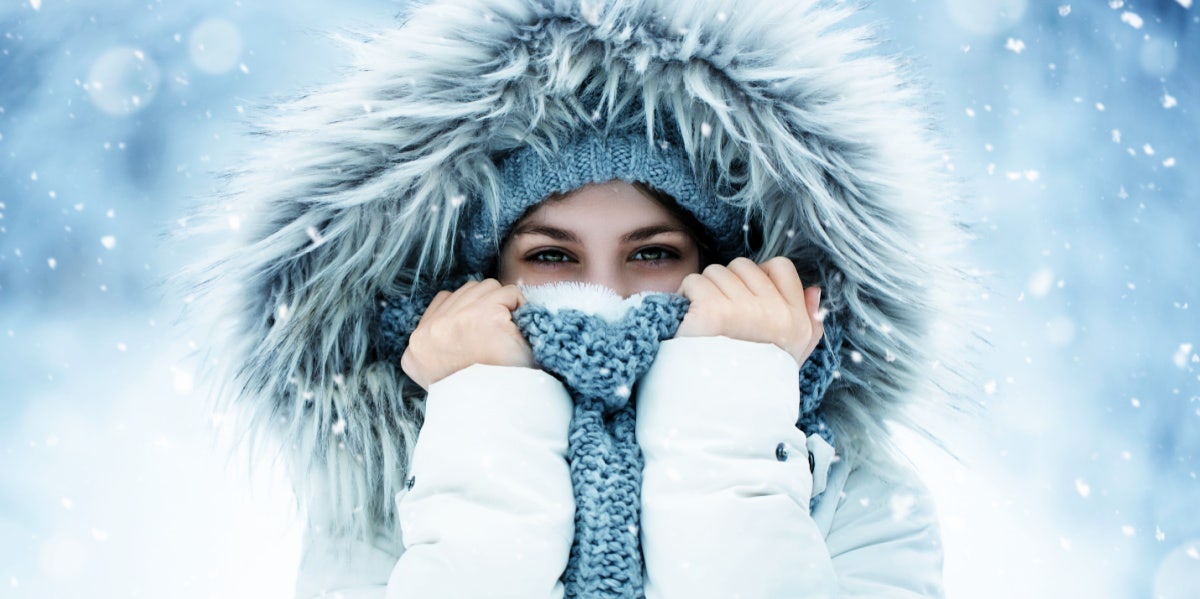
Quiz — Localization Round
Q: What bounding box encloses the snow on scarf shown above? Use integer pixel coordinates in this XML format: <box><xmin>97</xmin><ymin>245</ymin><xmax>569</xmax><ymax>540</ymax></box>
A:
<box><xmin>379</xmin><ymin>281</ymin><xmax>842</xmax><ymax>598</ymax></box>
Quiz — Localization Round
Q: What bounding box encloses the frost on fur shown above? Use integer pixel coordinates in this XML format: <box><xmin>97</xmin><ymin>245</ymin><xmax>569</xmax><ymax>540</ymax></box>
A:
<box><xmin>521</xmin><ymin>282</ymin><xmax>652</xmax><ymax>321</ymax></box>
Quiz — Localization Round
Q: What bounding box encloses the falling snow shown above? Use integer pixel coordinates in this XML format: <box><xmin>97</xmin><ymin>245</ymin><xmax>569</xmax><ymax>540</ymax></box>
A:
<box><xmin>1121</xmin><ymin>12</ymin><xmax>1144</xmax><ymax>28</ymax></box>
<box><xmin>1</xmin><ymin>3</ymin><xmax>1196</xmax><ymax>598</ymax></box>
<box><xmin>1075</xmin><ymin>479</ymin><xmax>1091</xmax><ymax>498</ymax></box>
<box><xmin>1173</xmin><ymin>343</ymin><xmax>1194</xmax><ymax>368</ymax></box>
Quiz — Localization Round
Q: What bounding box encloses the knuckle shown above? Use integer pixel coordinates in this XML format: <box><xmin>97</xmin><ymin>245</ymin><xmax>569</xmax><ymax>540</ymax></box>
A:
<box><xmin>768</xmin><ymin>256</ymin><xmax>798</xmax><ymax>274</ymax></box>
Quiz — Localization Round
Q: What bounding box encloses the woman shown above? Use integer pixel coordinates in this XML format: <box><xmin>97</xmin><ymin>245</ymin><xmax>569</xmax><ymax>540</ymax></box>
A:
<box><xmin>192</xmin><ymin>0</ymin><xmax>975</xmax><ymax>597</ymax></box>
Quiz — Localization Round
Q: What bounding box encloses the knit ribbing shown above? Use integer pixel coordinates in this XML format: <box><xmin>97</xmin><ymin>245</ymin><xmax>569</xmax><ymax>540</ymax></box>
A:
<box><xmin>514</xmin><ymin>294</ymin><xmax>687</xmax><ymax>599</ymax></box>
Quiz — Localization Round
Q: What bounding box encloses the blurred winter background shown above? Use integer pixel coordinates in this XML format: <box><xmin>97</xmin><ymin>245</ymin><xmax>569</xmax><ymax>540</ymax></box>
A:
<box><xmin>0</xmin><ymin>0</ymin><xmax>1196</xmax><ymax>596</ymax></box>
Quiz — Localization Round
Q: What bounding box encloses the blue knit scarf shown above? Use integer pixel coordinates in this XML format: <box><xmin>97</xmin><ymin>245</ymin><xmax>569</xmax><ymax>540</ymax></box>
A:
<box><xmin>378</xmin><ymin>282</ymin><xmax>842</xmax><ymax>599</ymax></box>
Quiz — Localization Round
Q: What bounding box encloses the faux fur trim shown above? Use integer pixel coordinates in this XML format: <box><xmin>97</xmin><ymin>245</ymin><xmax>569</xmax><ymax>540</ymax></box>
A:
<box><xmin>187</xmin><ymin>0</ymin><xmax>979</xmax><ymax>540</ymax></box>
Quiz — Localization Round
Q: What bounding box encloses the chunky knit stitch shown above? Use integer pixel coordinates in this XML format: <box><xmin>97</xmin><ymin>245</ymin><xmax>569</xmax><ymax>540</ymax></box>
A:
<box><xmin>514</xmin><ymin>288</ymin><xmax>685</xmax><ymax>599</ymax></box>
<box><xmin>378</xmin><ymin>281</ymin><xmax>843</xmax><ymax>597</ymax></box>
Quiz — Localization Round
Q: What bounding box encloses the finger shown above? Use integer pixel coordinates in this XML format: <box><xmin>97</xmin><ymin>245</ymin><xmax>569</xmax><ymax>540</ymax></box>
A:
<box><xmin>676</xmin><ymin>271</ymin><xmax>722</xmax><ymax>303</ymax></box>
<box><xmin>726</xmin><ymin>257</ymin><xmax>779</xmax><ymax>298</ymax></box>
<box><xmin>698</xmin><ymin>263</ymin><xmax>752</xmax><ymax>302</ymax></box>
<box><xmin>803</xmin><ymin>312</ymin><xmax>825</xmax><ymax>360</ymax></box>
<box><xmin>804</xmin><ymin>286</ymin><xmax>823</xmax><ymax>318</ymax></box>
<box><xmin>760</xmin><ymin>257</ymin><xmax>807</xmax><ymax>308</ymax></box>
<box><xmin>434</xmin><ymin>279</ymin><xmax>478</xmax><ymax>312</ymax></box>
<box><xmin>442</xmin><ymin>278</ymin><xmax>501</xmax><ymax>312</ymax></box>
<box><xmin>801</xmin><ymin>287</ymin><xmax>824</xmax><ymax>358</ymax></box>
<box><xmin>675</xmin><ymin>272</ymin><xmax>726</xmax><ymax>338</ymax></box>
<box><xmin>422</xmin><ymin>289</ymin><xmax>453</xmax><ymax>318</ymax></box>
<box><xmin>484</xmin><ymin>284</ymin><xmax>527</xmax><ymax>313</ymax></box>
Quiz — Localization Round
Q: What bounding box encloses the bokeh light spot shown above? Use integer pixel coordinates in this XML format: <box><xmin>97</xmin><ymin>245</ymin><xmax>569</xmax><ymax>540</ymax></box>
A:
<box><xmin>86</xmin><ymin>47</ymin><xmax>161</xmax><ymax>116</ymax></box>
<box><xmin>189</xmin><ymin>18</ymin><xmax>244</xmax><ymax>75</ymax></box>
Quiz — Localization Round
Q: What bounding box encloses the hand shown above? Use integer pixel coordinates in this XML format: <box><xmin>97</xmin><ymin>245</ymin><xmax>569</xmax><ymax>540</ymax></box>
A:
<box><xmin>675</xmin><ymin>257</ymin><xmax>824</xmax><ymax>366</ymax></box>
<box><xmin>401</xmin><ymin>279</ymin><xmax>535</xmax><ymax>390</ymax></box>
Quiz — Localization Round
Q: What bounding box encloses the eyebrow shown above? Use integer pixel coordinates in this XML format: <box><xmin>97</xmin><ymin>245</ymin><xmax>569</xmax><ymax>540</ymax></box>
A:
<box><xmin>621</xmin><ymin>224</ymin><xmax>689</xmax><ymax>243</ymax></box>
<box><xmin>510</xmin><ymin>223</ymin><xmax>688</xmax><ymax>244</ymax></box>
<box><xmin>511</xmin><ymin>224</ymin><xmax>579</xmax><ymax>243</ymax></box>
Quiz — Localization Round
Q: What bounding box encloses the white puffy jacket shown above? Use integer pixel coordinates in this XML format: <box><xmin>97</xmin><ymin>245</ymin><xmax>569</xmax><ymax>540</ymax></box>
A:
<box><xmin>294</xmin><ymin>336</ymin><xmax>944</xmax><ymax>598</ymax></box>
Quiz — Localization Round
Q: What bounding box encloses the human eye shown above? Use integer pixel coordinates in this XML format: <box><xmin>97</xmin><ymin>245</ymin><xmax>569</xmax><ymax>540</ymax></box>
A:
<box><xmin>630</xmin><ymin>246</ymin><xmax>680</xmax><ymax>262</ymax></box>
<box><xmin>526</xmin><ymin>248</ymin><xmax>576</xmax><ymax>264</ymax></box>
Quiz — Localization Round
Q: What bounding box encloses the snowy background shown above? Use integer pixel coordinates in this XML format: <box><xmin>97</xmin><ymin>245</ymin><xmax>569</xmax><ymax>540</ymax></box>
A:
<box><xmin>1</xmin><ymin>0</ymin><xmax>1197</xmax><ymax>597</ymax></box>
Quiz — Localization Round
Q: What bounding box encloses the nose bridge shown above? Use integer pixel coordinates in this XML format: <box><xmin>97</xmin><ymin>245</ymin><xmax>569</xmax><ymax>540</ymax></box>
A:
<box><xmin>581</xmin><ymin>258</ymin><xmax>630</xmax><ymax>297</ymax></box>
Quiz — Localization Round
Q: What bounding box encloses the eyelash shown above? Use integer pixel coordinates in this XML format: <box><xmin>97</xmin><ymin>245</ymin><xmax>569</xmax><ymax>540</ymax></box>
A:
<box><xmin>525</xmin><ymin>249</ymin><xmax>574</xmax><ymax>264</ymax></box>
<box><xmin>630</xmin><ymin>246</ymin><xmax>680</xmax><ymax>262</ymax></box>
<box><xmin>523</xmin><ymin>246</ymin><xmax>681</xmax><ymax>265</ymax></box>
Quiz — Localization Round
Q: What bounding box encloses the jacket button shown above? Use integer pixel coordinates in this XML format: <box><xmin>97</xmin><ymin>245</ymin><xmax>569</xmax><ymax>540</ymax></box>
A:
<box><xmin>405</xmin><ymin>475</ymin><xmax>416</xmax><ymax>490</ymax></box>
<box><xmin>808</xmin><ymin>452</ymin><xmax>816</xmax><ymax>473</ymax></box>
<box><xmin>775</xmin><ymin>442</ymin><xmax>789</xmax><ymax>462</ymax></box>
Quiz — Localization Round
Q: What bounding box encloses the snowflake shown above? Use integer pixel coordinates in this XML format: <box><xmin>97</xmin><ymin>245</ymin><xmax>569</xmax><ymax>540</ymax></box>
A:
<box><xmin>1173</xmin><ymin>343</ymin><xmax>1193</xmax><ymax>369</ymax></box>
<box><xmin>1074</xmin><ymin>478</ymin><xmax>1091</xmax><ymax>498</ymax></box>
<box><xmin>1120</xmin><ymin>12</ymin><xmax>1144</xmax><ymax>29</ymax></box>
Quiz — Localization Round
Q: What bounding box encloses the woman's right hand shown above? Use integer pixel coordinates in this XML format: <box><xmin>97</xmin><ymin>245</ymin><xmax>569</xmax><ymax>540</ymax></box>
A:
<box><xmin>401</xmin><ymin>279</ymin><xmax>534</xmax><ymax>390</ymax></box>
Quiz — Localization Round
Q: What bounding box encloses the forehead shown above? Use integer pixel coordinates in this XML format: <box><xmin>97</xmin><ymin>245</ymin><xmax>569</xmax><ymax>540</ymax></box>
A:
<box><xmin>519</xmin><ymin>181</ymin><xmax>682</xmax><ymax>228</ymax></box>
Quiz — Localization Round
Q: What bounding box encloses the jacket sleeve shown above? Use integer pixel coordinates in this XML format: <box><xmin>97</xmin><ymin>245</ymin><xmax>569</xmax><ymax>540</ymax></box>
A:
<box><xmin>637</xmin><ymin>336</ymin><xmax>944</xmax><ymax>598</ymax></box>
<box><xmin>294</xmin><ymin>364</ymin><xmax>576</xmax><ymax>599</ymax></box>
<box><xmin>818</xmin><ymin>463</ymin><xmax>946</xmax><ymax>598</ymax></box>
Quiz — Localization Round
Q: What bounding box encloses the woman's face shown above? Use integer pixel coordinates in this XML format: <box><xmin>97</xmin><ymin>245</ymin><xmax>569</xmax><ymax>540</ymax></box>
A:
<box><xmin>497</xmin><ymin>181</ymin><xmax>703</xmax><ymax>297</ymax></box>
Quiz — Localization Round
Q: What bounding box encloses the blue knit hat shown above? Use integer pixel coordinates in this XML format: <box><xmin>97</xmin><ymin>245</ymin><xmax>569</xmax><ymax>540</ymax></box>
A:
<box><xmin>461</xmin><ymin>132</ymin><xmax>746</xmax><ymax>272</ymax></box>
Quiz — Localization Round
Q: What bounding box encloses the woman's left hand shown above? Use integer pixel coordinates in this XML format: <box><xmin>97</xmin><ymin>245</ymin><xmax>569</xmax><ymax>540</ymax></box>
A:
<box><xmin>675</xmin><ymin>257</ymin><xmax>824</xmax><ymax>366</ymax></box>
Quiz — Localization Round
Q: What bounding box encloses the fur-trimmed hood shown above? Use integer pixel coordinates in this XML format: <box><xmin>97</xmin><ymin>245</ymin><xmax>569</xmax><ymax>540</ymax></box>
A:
<box><xmin>190</xmin><ymin>0</ymin><xmax>975</xmax><ymax>540</ymax></box>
